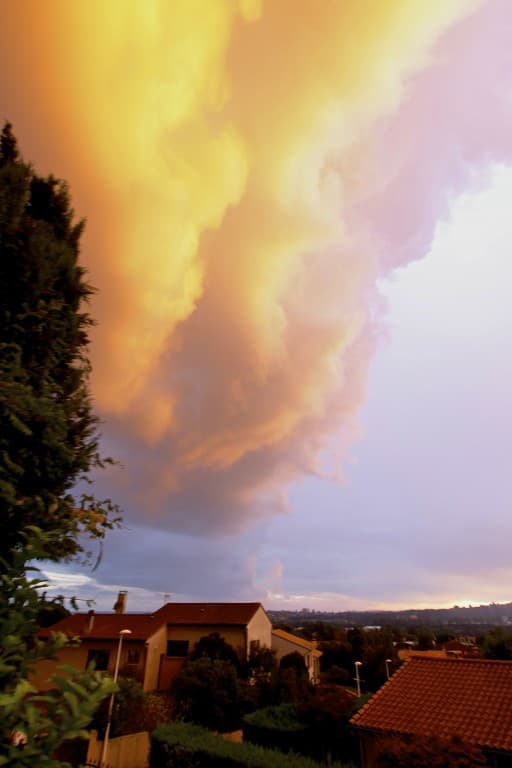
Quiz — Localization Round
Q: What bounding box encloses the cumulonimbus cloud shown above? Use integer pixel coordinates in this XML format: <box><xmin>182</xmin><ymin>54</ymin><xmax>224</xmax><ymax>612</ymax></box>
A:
<box><xmin>3</xmin><ymin>0</ymin><xmax>511</xmax><ymax>535</ymax></box>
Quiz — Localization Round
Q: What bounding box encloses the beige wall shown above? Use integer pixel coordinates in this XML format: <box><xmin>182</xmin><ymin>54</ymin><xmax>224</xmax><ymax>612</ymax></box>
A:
<box><xmin>166</xmin><ymin>625</ymin><xmax>247</xmax><ymax>659</ymax></box>
<box><xmin>158</xmin><ymin>657</ymin><xmax>185</xmax><ymax>690</ymax></box>
<box><xmin>30</xmin><ymin>645</ymin><xmax>87</xmax><ymax>691</ymax></box>
<box><xmin>272</xmin><ymin>633</ymin><xmax>308</xmax><ymax>660</ymax></box>
<box><xmin>272</xmin><ymin>633</ymin><xmax>320</xmax><ymax>683</ymax></box>
<box><xmin>30</xmin><ymin>638</ymin><xmax>148</xmax><ymax>691</ymax></box>
<box><xmin>142</xmin><ymin>625</ymin><xmax>167</xmax><ymax>692</ymax></box>
<box><xmin>247</xmin><ymin>607</ymin><xmax>272</xmax><ymax>655</ymax></box>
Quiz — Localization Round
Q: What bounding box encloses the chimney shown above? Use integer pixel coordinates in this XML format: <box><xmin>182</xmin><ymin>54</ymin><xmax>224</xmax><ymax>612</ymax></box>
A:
<box><xmin>85</xmin><ymin>609</ymin><xmax>95</xmax><ymax>633</ymax></box>
<box><xmin>113</xmin><ymin>590</ymin><xmax>128</xmax><ymax>614</ymax></box>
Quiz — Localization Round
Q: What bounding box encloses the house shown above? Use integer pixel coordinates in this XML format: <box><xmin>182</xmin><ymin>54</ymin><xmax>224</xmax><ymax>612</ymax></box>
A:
<box><xmin>33</xmin><ymin>599</ymin><xmax>272</xmax><ymax>693</ymax></box>
<box><xmin>351</xmin><ymin>656</ymin><xmax>512</xmax><ymax>767</ymax></box>
<box><xmin>153</xmin><ymin>602</ymin><xmax>272</xmax><ymax>689</ymax></box>
<box><xmin>271</xmin><ymin>628</ymin><xmax>322</xmax><ymax>683</ymax></box>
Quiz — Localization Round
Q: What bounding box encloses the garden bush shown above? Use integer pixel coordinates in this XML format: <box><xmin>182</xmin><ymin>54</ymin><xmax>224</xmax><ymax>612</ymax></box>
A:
<box><xmin>150</xmin><ymin>722</ymin><xmax>353</xmax><ymax>768</ymax></box>
<box><xmin>242</xmin><ymin>704</ymin><xmax>308</xmax><ymax>755</ymax></box>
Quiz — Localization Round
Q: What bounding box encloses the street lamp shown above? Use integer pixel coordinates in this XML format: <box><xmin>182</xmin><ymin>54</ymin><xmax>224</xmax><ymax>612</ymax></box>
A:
<box><xmin>100</xmin><ymin>629</ymin><xmax>132</xmax><ymax>767</ymax></box>
<box><xmin>354</xmin><ymin>661</ymin><xmax>363</xmax><ymax>697</ymax></box>
<box><xmin>385</xmin><ymin>658</ymin><xmax>392</xmax><ymax>680</ymax></box>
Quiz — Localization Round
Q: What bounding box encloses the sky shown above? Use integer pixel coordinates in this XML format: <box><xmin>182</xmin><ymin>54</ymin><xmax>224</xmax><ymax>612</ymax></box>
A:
<box><xmin>2</xmin><ymin>0</ymin><xmax>512</xmax><ymax>612</ymax></box>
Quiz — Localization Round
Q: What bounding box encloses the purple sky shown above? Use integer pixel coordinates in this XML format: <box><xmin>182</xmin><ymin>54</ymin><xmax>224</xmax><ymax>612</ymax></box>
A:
<box><xmin>2</xmin><ymin>1</ymin><xmax>512</xmax><ymax>612</ymax></box>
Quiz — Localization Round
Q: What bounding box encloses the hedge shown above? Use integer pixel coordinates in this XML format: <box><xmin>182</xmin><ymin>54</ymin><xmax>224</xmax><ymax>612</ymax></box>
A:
<box><xmin>242</xmin><ymin>704</ymin><xmax>309</xmax><ymax>755</ymax></box>
<box><xmin>150</xmin><ymin>722</ymin><xmax>353</xmax><ymax>768</ymax></box>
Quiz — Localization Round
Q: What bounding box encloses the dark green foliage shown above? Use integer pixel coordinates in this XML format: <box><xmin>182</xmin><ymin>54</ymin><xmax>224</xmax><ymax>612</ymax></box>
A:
<box><xmin>91</xmin><ymin>676</ymin><xmax>147</xmax><ymax>738</ymax></box>
<box><xmin>0</xmin><ymin>122</ymin><xmax>120</xmax><ymax>563</ymax></box>
<box><xmin>191</xmin><ymin>633</ymin><xmax>240</xmax><ymax>667</ymax></box>
<box><xmin>243</xmin><ymin>687</ymin><xmax>359</xmax><ymax>763</ymax></box>
<box><xmin>144</xmin><ymin>692</ymin><xmax>174</xmax><ymax>732</ymax></box>
<box><xmin>241</xmin><ymin>642</ymin><xmax>277</xmax><ymax>679</ymax></box>
<box><xmin>416</xmin><ymin>629</ymin><xmax>435</xmax><ymax>650</ymax></box>
<box><xmin>172</xmin><ymin>657</ymin><xmax>241</xmax><ymax>733</ymax></box>
<box><xmin>244</xmin><ymin>704</ymin><xmax>305</xmax><ymax>733</ymax></box>
<box><xmin>319</xmin><ymin>628</ymin><xmax>396</xmax><ymax>692</ymax></box>
<box><xmin>151</xmin><ymin>722</ymin><xmax>353</xmax><ymax>768</ymax></box>
<box><xmin>0</xmin><ymin>529</ymin><xmax>115</xmax><ymax>767</ymax></box>
<box><xmin>479</xmin><ymin>627</ymin><xmax>512</xmax><ymax>660</ymax></box>
<box><xmin>0</xmin><ymin>127</ymin><xmax>119</xmax><ymax>766</ymax></box>
<box><xmin>243</xmin><ymin>704</ymin><xmax>309</xmax><ymax>756</ymax></box>
<box><xmin>36</xmin><ymin>598</ymin><xmax>70</xmax><ymax>629</ymax></box>
<box><xmin>297</xmin><ymin>684</ymin><xmax>359</xmax><ymax>763</ymax></box>
<box><xmin>279</xmin><ymin>652</ymin><xmax>308</xmax><ymax>678</ymax></box>
<box><xmin>298</xmin><ymin>622</ymin><xmax>336</xmax><ymax>641</ymax></box>
<box><xmin>374</xmin><ymin>734</ymin><xmax>488</xmax><ymax>768</ymax></box>
<box><xmin>238</xmin><ymin>644</ymin><xmax>280</xmax><ymax>713</ymax></box>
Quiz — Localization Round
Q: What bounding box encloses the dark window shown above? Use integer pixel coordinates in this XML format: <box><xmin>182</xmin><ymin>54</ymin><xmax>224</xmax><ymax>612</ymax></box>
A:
<box><xmin>127</xmin><ymin>648</ymin><xmax>140</xmax><ymax>665</ymax></box>
<box><xmin>86</xmin><ymin>649</ymin><xmax>110</xmax><ymax>671</ymax></box>
<box><xmin>167</xmin><ymin>640</ymin><xmax>189</xmax><ymax>657</ymax></box>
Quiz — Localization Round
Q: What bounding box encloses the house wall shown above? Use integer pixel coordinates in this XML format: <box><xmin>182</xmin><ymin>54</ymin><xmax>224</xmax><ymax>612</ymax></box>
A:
<box><xmin>142</xmin><ymin>624</ymin><xmax>167</xmax><ymax>692</ymax></box>
<box><xmin>30</xmin><ymin>639</ymin><xmax>147</xmax><ymax>691</ymax></box>
<box><xmin>30</xmin><ymin>645</ymin><xmax>86</xmax><ymax>691</ymax></box>
<box><xmin>247</xmin><ymin>607</ymin><xmax>272</xmax><ymax>655</ymax></box>
<box><xmin>158</xmin><ymin>657</ymin><xmax>186</xmax><ymax>690</ymax></box>
<box><xmin>271</xmin><ymin>633</ymin><xmax>321</xmax><ymax>683</ymax></box>
<box><xmin>272</xmin><ymin>634</ymin><xmax>308</xmax><ymax>660</ymax></box>
<box><xmin>156</xmin><ymin>616</ymin><xmax>272</xmax><ymax>688</ymax></box>
<box><xmin>166</xmin><ymin>625</ymin><xmax>248</xmax><ymax>658</ymax></box>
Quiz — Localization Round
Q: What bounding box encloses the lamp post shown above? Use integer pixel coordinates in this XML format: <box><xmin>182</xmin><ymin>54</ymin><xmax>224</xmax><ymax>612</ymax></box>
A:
<box><xmin>354</xmin><ymin>660</ymin><xmax>363</xmax><ymax>697</ymax></box>
<box><xmin>385</xmin><ymin>658</ymin><xmax>392</xmax><ymax>680</ymax></box>
<box><xmin>100</xmin><ymin>629</ymin><xmax>132</xmax><ymax>767</ymax></box>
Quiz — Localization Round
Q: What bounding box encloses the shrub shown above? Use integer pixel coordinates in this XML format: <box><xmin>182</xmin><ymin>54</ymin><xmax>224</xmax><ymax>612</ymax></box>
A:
<box><xmin>243</xmin><ymin>704</ymin><xmax>308</xmax><ymax>756</ymax></box>
<box><xmin>191</xmin><ymin>633</ymin><xmax>240</xmax><ymax>668</ymax></box>
<box><xmin>374</xmin><ymin>734</ymin><xmax>488</xmax><ymax>768</ymax></box>
<box><xmin>150</xmin><ymin>721</ymin><xmax>353</xmax><ymax>768</ymax></box>
<box><xmin>144</xmin><ymin>692</ymin><xmax>174</xmax><ymax>732</ymax></box>
<box><xmin>172</xmin><ymin>657</ymin><xmax>241</xmax><ymax>732</ymax></box>
<box><xmin>91</xmin><ymin>676</ymin><xmax>147</xmax><ymax>738</ymax></box>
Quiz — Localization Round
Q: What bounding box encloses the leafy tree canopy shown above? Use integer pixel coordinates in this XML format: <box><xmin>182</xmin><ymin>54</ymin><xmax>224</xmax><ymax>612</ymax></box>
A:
<box><xmin>190</xmin><ymin>632</ymin><xmax>240</xmax><ymax>667</ymax></box>
<box><xmin>172</xmin><ymin>656</ymin><xmax>241</xmax><ymax>733</ymax></box>
<box><xmin>0</xmin><ymin>529</ymin><xmax>116</xmax><ymax>766</ymax></box>
<box><xmin>479</xmin><ymin>627</ymin><xmax>512</xmax><ymax>660</ymax></box>
<box><xmin>0</xmin><ymin>123</ymin><xmax>120</xmax><ymax>563</ymax></box>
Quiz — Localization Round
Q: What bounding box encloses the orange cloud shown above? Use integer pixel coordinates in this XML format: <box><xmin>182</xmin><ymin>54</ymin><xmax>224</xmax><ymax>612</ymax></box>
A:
<box><xmin>0</xmin><ymin>0</ymin><xmax>478</xmax><ymax>531</ymax></box>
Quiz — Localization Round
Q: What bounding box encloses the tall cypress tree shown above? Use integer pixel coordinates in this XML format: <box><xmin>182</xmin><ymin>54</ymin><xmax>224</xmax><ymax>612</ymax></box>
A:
<box><xmin>0</xmin><ymin>123</ymin><xmax>119</xmax><ymax>562</ymax></box>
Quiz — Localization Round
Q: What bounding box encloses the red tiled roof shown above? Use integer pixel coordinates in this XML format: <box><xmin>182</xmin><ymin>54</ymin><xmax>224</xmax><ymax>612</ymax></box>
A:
<box><xmin>38</xmin><ymin>613</ymin><xmax>161</xmax><ymax>641</ymax></box>
<box><xmin>153</xmin><ymin>602</ymin><xmax>263</xmax><ymax>626</ymax></box>
<box><xmin>351</xmin><ymin>657</ymin><xmax>512</xmax><ymax>752</ymax></box>
<box><xmin>39</xmin><ymin>602</ymin><xmax>264</xmax><ymax>641</ymax></box>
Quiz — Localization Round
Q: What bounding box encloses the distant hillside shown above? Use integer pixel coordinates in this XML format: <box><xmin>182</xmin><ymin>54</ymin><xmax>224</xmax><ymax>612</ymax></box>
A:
<box><xmin>268</xmin><ymin>601</ymin><xmax>512</xmax><ymax>631</ymax></box>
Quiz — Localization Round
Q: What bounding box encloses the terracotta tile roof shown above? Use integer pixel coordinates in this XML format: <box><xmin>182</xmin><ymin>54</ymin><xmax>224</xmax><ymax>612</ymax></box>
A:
<box><xmin>39</xmin><ymin>602</ymin><xmax>265</xmax><ymax>642</ymax></box>
<box><xmin>397</xmin><ymin>649</ymin><xmax>449</xmax><ymax>661</ymax></box>
<box><xmin>153</xmin><ymin>602</ymin><xmax>263</xmax><ymax>626</ymax></box>
<box><xmin>351</xmin><ymin>657</ymin><xmax>512</xmax><ymax>752</ymax></box>
<box><xmin>38</xmin><ymin>613</ymin><xmax>161</xmax><ymax>641</ymax></box>
<box><xmin>272</xmin><ymin>628</ymin><xmax>322</xmax><ymax>656</ymax></box>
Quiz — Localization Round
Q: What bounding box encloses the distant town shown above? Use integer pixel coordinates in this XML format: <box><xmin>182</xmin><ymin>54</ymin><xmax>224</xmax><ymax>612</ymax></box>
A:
<box><xmin>268</xmin><ymin>600</ymin><xmax>512</xmax><ymax>634</ymax></box>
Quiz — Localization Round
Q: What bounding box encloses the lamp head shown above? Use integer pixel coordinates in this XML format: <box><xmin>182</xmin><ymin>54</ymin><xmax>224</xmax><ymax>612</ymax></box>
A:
<box><xmin>120</xmin><ymin>629</ymin><xmax>132</xmax><ymax>636</ymax></box>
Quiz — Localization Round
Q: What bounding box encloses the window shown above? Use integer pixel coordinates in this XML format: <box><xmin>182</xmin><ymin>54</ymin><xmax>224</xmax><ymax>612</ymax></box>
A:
<box><xmin>127</xmin><ymin>648</ymin><xmax>140</xmax><ymax>665</ymax></box>
<box><xmin>167</xmin><ymin>640</ymin><xmax>189</xmax><ymax>657</ymax></box>
<box><xmin>86</xmin><ymin>649</ymin><xmax>110</xmax><ymax>671</ymax></box>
